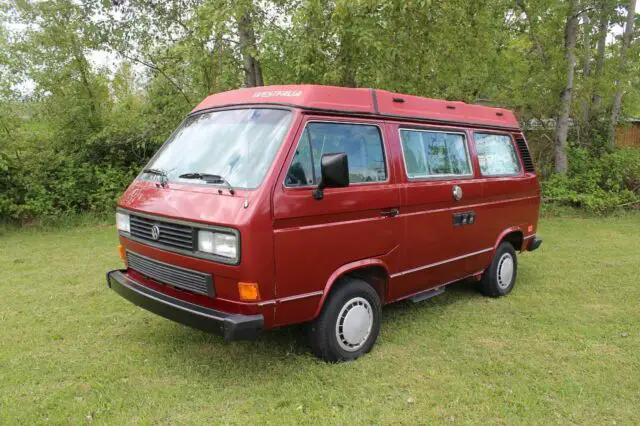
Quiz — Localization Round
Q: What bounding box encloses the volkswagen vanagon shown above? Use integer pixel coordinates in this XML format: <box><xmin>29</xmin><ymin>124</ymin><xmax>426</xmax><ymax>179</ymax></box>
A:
<box><xmin>106</xmin><ymin>85</ymin><xmax>542</xmax><ymax>361</ymax></box>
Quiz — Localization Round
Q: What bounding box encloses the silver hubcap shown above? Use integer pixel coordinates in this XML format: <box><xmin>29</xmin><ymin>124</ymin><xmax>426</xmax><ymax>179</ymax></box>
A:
<box><xmin>497</xmin><ymin>253</ymin><xmax>514</xmax><ymax>289</ymax></box>
<box><xmin>335</xmin><ymin>297</ymin><xmax>373</xmax><ymax>352</ymax></box>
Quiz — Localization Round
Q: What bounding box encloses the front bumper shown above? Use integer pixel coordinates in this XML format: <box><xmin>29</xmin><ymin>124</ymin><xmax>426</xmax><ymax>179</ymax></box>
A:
<box><xmin>106</xmin><ymin>269</ymin><xmax>263</xmax><ymax>340</ymax></box>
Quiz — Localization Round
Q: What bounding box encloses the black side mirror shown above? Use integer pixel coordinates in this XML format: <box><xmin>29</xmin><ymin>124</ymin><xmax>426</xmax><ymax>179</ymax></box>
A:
<box><xmin>312</xmin><ymin>152</ymin><xmax>349</xmax><ymax>200</ymax></box>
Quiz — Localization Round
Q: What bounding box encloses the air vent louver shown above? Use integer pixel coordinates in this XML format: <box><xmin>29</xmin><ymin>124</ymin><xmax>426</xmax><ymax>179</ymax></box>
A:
<box><xmin>515</xmin><ymin>138</ymin><xmax>535</xmax><ymax>173</ymax></box>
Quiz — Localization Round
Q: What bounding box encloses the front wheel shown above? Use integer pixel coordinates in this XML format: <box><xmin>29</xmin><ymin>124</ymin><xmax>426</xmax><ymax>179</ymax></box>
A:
<box><xmin>309</xmin><ymin>278</ymin><xmax>381</xmax><ymax>362</ymax></box>
<box><xmin>480</xmin><ymin>242</ymin><xmax>518</xmax><ymax>297</ymax></box>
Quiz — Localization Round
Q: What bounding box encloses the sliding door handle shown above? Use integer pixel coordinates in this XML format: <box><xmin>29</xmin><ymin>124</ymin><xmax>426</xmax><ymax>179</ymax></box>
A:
<box><xmin>380</xmin><ymin>208</ymin><xmax>400</xmax><ymax>217</ymax></box>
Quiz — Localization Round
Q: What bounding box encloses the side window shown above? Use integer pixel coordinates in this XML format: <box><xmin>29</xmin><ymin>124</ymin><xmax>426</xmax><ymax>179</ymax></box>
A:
<box><xmin>474</xmin><ymin>133</ymin><xmax>521</xmax><ymax>176</ymax></box>
<box><xmin>285</xmin><ymin>128</ymin><xmax>314</xmax><ymax>186</ymax></box>
<box><xmin>285</xmin><ymin>122</ymin><xmax>387</xmax><ymax>186</ymax></box>
<box><xmin>399</xmin><ymin>129</ymin><xmax>472</xmax><ymax>178</ymax></box>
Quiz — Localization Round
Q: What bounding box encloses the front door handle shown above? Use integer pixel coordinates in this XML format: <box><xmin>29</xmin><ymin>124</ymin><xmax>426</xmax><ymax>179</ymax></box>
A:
<box><xmin>381</xmin><ymin>208</ymin><xmax>400</xmax><ymax>217</ymax></box>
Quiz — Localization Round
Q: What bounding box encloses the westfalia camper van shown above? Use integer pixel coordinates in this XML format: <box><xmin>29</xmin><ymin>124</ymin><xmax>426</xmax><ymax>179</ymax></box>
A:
<box><xmin>106</xmin><ymin>85</ymin><xmax>542</xmax><ymax>361</ymax></box>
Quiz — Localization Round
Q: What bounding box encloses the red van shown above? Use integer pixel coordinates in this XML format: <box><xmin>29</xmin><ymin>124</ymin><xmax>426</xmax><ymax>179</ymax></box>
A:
<box><xmin>106</xmin><ymin>85</ymin><xmax>542</xmax><ymax>361</ymax></box>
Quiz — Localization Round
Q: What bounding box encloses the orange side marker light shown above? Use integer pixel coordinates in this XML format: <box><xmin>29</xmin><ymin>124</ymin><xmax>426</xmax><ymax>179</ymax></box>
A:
<box><xmin>238</xmin><ymin>282</ymin><xmax>261</xmax><ymax>301</ymax></box>
<box><xmin>118</xmin><ymin>244</ymin><xmax>126</xmax><ymax>260</ymax></box>
<box><xmin>527</xmin><ymin>225</ymin><xmax>534</xmax><ymax>233</ymax></box>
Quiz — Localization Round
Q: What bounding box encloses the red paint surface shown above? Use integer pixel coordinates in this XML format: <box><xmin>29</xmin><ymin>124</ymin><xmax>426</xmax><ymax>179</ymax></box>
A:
<box><xmin>117</xmin><ymin>85</ymin><xmax>540</xmax><ymax>330</ymax></box>
<box><xmin>193</xmin><ymin>85</ymin><xmax>519</xmax><ymax>130</ymax></box>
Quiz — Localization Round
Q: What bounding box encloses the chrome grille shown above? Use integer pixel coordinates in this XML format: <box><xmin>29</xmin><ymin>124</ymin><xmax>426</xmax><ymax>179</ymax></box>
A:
<box><xmin>126</xmin><ymin>251</ymin><xmax>213</xmax><ymax>296</ymax></box>
<box><xmin>130</xmin><ymin>215</ymin><xmax>194</xmax><ymax>251</ymax></box>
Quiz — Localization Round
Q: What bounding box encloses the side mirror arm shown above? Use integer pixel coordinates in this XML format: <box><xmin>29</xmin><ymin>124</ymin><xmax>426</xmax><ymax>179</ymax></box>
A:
<box><xmin>312</xmin><ymin>181</ymin><xmax>325</xmax><ymax>200</ymax></box>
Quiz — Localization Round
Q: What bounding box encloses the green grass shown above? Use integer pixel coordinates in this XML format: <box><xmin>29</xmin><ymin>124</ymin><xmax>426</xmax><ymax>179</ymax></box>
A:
<box><xmin>1</xmin><ymin>215</ymin><xmax>639</xmax><ymax>424</ymax></box>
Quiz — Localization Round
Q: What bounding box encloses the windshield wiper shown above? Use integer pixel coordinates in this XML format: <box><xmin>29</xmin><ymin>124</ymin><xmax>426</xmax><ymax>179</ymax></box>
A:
<box><xmin>143</xmin><ymin>168</ymin><xmax>168</xmax><ymax>187</ymax></box>
<box><xmin>178</xmin><ymin>172</ymin><xmax>235</xmax><ymax>195</ymax></box>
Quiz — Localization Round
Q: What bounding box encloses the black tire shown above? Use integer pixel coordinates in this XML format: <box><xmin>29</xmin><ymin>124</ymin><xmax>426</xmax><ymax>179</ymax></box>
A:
<box><xmin>309</xmin><ymin>278</ymin><xmax>381</xmax><ymax>362</ymax></box>
<box><xmin>480</xmin><ymin>242</ymin><xmax>518</xmax><ymax>297</ymax></box>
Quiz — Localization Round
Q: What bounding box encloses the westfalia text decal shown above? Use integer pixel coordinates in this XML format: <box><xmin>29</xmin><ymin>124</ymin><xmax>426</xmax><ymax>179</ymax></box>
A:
<box><xmin>252</xmin><ymin>90</ymin><xmax>302</xmax><ymax>98</ymax></box>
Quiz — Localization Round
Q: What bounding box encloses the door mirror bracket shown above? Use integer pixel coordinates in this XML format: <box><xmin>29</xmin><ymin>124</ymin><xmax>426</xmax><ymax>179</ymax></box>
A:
<box><xmin>312</xmin><ymin>152</ymin><xmax>349</xmax><ymax>200</ymax></box>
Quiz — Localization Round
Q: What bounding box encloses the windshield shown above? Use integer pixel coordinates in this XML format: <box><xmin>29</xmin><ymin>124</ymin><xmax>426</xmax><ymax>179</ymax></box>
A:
<box><xmin>145</xmin><ymin>108</ymin><xmax>292</xmax><ymax>189</ymax></box>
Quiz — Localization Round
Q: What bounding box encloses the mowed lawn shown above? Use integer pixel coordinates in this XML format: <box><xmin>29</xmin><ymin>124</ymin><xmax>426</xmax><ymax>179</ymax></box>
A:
<box><xmin>1</xmin><ymin>215</ymin><xmax>639</xmax><ymax>424</ymax></box>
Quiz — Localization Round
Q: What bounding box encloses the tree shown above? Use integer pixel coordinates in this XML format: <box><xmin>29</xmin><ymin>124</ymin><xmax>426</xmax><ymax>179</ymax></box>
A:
<box><xmin>2</xmin><ymin>0</ymin><xmax>640</xmax><ymax>222</ymax></box>
<box><xmin>236</xmin><ymin>0</ymin><xmax>263</xmax><ymax>87</ymax></box>
<box><xmin>608</xmin><ymin>0</ymin><xmax>637</xmax><ymax>147</ymax></box>
<box><xmin>581</xmin><ymin>10</ymin><xmax>591</xmax><ymax>125</ymax></box>
<box><xmin>590</xmin><ymin>0</ymin><xmax>611</xmax><ymax>117</ymax></box>
<box><xmin>554</xmin><ymin>0</ymin><xmax>580</xmax><ymax>174</ymax></box>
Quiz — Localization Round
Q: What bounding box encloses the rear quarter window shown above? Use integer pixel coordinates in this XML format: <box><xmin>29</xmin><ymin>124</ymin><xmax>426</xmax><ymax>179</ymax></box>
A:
<box><xmin>474</xmin><ymin>133</ymin><xmax>521</xmax><ymax>176</ymax></box>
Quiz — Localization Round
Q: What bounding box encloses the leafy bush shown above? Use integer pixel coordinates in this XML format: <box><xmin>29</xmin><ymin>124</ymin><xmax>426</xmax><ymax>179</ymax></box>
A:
<box><xmin>0</xmin><ymin>82</ymin><xmax>179</xmax><ymax>224</ymax></box>
<box><xmin>0</xmin><ymin>142</ymin><xmax>150</xmax><ymax>224</ymax></box>
<box><xmin>542</xmin><ymin>147</ymin><xmax>640</xmax><ymax>213</ymax></box>
<box><xmin>0</xmin><ymin>153</ymin><xmax>142</xmax><ymax>224</ymax></box>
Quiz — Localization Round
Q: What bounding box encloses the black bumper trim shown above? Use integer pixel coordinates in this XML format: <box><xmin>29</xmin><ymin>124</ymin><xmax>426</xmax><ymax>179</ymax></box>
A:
<box><xmin>106</xmin><ymin>269</ymin><xmax>263</xmax><ymax>340</ymax></box>
<box><xmin>528</xmin><ymin>236</ymin><xmax>543</xmax><ymax>251</ymax></box>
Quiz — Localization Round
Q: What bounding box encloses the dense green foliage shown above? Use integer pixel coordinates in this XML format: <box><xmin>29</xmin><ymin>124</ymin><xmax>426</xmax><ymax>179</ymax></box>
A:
<box><xmin>543</xmin><ymin>147</ymin><xmax>640</xmax><ymax>212</ymax></box>
<box><xmin>0</xmin><ymin>0</ymin><xmax>639</xmax><ymax>223</ymax></box>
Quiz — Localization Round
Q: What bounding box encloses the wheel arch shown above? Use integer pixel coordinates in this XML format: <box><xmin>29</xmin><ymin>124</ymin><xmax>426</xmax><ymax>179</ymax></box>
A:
<box><xmin>312</xmin><ymin>259</ymin><xmax>390</xmax><ymax>320</ymax></box>
<box><xmin>494</xmin><ymin>226</ymin><xmax>525</xmax><ymax>253</ymax></box>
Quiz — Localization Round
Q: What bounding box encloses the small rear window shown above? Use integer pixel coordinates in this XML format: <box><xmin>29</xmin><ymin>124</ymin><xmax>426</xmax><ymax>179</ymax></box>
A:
<box><xmin>399</xmin><ymin>129</ymin><xmax>472</xmax><ymax>178</ymax></box>
<box><xmin>474</xmin><ymin>133</ymin><xmax>521</xmax><ymax>176</ymax></box>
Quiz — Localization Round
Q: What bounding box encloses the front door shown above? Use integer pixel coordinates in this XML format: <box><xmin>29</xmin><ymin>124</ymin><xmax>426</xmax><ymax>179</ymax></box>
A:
<box><xmin>272</xmin><ymin>116</ymin><xmax>401</xmax><ymax>325</ymax></box>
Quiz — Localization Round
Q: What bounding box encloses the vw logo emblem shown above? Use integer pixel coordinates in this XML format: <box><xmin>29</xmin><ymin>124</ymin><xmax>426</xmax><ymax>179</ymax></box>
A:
<box><xmin>151</xmin><ymin>224</ymin><xmax>161</xmax><ymax>240</ymax></box>
<box><xmin>452</xmin><ymin>185</ymin><xmax>463</xmax><ymax>201</ymax></box>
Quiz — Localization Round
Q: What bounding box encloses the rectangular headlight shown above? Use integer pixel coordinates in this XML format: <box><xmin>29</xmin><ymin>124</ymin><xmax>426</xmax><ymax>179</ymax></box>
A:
<box><xmin>116</xmin><ymin>212</ymin><xmax>130</xmax><ymax>233</ymax></box>
<box><xmin>198</xmin><ymin>230</ymin><xmax>238</xmax><ymax>260</ymax></box>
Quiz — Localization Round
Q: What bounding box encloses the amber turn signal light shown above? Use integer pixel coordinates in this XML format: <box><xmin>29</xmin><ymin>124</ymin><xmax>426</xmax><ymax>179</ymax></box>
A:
<box><xmin>238</xmin><ymin>282</ymin><xmax>260</xmax><ymax>301</ymax></box>
<box><xmin>118</xmin><ymin>244</ymin><xmax>125</xmax><ymax>260</ymax></box>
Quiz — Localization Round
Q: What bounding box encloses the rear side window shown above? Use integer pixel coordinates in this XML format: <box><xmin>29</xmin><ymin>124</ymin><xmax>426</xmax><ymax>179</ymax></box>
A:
<box><xmin>474</xmin><ymin>133</ymin><xmax>521</xmax><ymax>176</ymax></box>
<box><xmin>285</xmin><ymin>122</ymin><xmax>387</xmax><ymax>186</ymax></box>
<box><xmin>399</xmin><ymin>129</ymin><xmax>472</xmax><ymax>178</ymax></box>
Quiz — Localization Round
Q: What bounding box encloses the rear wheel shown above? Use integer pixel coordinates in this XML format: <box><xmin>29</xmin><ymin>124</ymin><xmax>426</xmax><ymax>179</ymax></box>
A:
<box><xmin>480</xmin><ymin>242</ymin><xmax>518</xmax><ymax>297</ymax></box>
<box><xmin>309</xmin><ymin>278</ymin><xmax>381</xmax><ymax>362</ymax></box>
